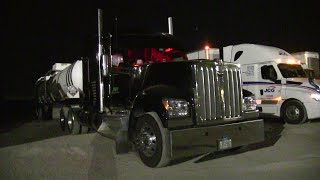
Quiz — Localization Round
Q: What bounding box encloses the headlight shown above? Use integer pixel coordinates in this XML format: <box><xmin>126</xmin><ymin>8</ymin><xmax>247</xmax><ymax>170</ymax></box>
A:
<box><xmin>311</xmin><ymin>93</ymin><xmax>320</xmax><ymax>101</ymax></box>
<box><xmin>162</xmin><ymin>98</ymin><xmax>189</xmax><ymax>118</ymax></box>
<box><xmin>243</xmin><ymin>96</ymin><xmax>257</xmax><ymax>111</ymax></box>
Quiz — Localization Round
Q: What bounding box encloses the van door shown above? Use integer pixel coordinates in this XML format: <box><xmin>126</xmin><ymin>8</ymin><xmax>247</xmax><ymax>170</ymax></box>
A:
<box><xmin>258</xmin><ymin>63</ymin><xmax>282</xmax><ymax>115</ymax></box>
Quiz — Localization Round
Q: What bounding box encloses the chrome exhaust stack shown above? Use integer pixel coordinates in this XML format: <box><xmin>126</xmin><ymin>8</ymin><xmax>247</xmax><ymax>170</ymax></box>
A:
<box><xmin>97</xmin><ymin>8</ymin><xmax>109</xmax><ymax>113</ymax></box>
<box><xmin>168</xmin><ymin>17</ymin><xmax>173</xmax><ymax>35</ymax></box>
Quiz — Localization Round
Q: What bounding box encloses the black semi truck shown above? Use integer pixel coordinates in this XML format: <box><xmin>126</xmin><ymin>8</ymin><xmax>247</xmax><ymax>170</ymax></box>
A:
<box><xmin>35</xmin><ymin>9</ymin><xmax>264</xmax><ymax>167</ymax></box>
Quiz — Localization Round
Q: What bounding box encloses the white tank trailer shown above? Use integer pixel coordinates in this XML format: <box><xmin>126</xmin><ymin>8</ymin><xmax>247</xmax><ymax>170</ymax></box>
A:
<box><xmin>35</xmin><ymin>61</ymin><xmax>83</xmax><ymax>119</ymax></box>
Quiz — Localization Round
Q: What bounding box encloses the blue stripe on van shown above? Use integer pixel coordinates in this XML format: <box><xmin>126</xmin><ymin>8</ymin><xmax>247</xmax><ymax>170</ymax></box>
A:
<box><xmin>243</xmin><ymin>81</ymin><xmax>320</xmax><ymax>94</ymax></box>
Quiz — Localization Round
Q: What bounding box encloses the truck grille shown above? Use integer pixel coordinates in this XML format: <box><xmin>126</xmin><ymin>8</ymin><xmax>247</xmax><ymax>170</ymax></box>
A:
<box><xmin>193</xmin><ymin>63</ymin><xmax>243</xmax><ymax>124</ymax></box>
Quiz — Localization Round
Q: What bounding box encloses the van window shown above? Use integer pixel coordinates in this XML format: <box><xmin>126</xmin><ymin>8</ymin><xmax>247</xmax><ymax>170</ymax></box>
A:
<box><xmin>261</xmin><ymin>65</ymin><xmax>277</xmax><ymax>81</ymax></box>
<box><xmin>278</xmin><ymin>63</ymin><xmax>306</xmax><ymax>78</ymax></box>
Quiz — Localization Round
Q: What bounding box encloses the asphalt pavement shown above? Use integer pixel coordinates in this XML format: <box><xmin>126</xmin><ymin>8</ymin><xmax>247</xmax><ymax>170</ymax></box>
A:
<box><xmin>1</xmin><ymin>101</ymin><xmax>320</xmax><ymax>179</ymax></box>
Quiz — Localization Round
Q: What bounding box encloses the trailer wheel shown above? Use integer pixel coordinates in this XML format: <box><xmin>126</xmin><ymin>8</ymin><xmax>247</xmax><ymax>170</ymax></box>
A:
<box><xmin>59</xmin><ymin>108</ymin><xmax>66</xmax><ymax>131</ymax></box>
<box><xmin>67</xmin><ymin>108</ymin><xmax>81</xmax><ymax>134</ymax></box>
<box><xmin>135</xmin><ymin>113</ymin><xmax>170</xmax><ymax>168</ymax></box>
<box><xmin>281</xmin><ymin>100</ymin><xmax>308</xmax><ymax>124</ymax></box>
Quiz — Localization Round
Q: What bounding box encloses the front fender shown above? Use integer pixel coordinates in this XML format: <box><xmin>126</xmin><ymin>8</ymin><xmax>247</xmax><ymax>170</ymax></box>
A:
<box><xmin>129</xmin><ymin>84</ymin><xmax>192</xmax><ymax>130</ymax></box>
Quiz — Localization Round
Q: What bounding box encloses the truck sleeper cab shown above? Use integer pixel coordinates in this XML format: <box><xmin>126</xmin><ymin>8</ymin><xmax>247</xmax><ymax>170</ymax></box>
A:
<box><xmin>223</xmin><ymin>44</ymin><xmax>320</xmax><ymax>124</ymax></box>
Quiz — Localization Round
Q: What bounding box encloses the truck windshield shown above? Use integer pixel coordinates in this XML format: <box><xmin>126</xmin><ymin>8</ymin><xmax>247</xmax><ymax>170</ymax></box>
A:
<box><xmin>278</xmin><ymin>63</ymin><xmax>307</xmax><ymax>78</ymax></box>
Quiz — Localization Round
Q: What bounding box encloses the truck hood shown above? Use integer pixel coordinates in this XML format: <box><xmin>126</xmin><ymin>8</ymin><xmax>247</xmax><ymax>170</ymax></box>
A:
<box><xmin>286</xmin><ymin>78</ymin><xmax>320</xmax><ymax>92</ymax></box>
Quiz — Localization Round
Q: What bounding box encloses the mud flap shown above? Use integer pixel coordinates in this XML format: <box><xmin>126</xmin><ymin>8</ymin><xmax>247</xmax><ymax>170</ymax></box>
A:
<box><xmin>97</xmin><ymin>113</ymin><xmax>130</xmax><ymax>154</ymax></box>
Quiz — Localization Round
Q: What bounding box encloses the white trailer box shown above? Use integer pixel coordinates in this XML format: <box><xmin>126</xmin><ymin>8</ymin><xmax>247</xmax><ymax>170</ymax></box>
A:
<box><xmin>187</xmin><ymin>48</ymin><xmax>220</xmax><ymax>60</ymax></box>
<box><xmin>223</xmin><ymin>43</ymin><xmax>320</xmax><ymax>124</ymax></box>
<box><xmin>291</xmin><ymin>51</ymin><xmax>319</xmax><ymax>79</ymax></box>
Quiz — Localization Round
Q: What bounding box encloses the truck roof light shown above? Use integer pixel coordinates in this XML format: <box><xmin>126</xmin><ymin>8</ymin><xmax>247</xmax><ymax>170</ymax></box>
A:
<box><xmin>276</xmin><ymin>58</ymin><xmax>300</xmax><ymax>65</ymax></box>
<box><xmin>205</xmin><ymin>45</ymin><xmax>210</xmax><ymax>50</ymax></box>
<box><xmin>165</xmin><ymin>48</ymin><xmax>173</xmax><ymax>52</ymax></box>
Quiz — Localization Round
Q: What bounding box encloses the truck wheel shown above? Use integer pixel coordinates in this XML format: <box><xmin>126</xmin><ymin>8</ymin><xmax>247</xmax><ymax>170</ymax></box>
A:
<box><xmin>135</xmin><ymin>113</ymin><xmax>170</xmax><ymax>168</ymax></box>
<box><xmin>59</xmin><ymin>108</ymin><xmax>66</xmax><ymax>131</ymax></box>
<box><xmin>67</xmin><ymin>108</ymin><xmax>81</xmax><ymax>134</ymax></box>
<box><xmin>281</xmin><ymin>100</ymin><xmax>308</xmax><ymax>124</ymax></box>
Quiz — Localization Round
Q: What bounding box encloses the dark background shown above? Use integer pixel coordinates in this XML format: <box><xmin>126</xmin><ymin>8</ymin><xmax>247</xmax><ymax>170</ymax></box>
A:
<box><xmin>2</xmin><ymin>0</ymin><xmax>320</xmax><ymax>99</ymax></box>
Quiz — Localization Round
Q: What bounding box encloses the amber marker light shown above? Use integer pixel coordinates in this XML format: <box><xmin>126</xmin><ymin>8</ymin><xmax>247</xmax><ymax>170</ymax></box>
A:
<box><xmin>162</xmin><ymin>99</ymin><xmax>169</xmax><ymax>110</ymax></box>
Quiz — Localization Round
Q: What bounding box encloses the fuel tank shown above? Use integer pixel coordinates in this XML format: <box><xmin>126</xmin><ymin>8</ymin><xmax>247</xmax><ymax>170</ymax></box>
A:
<box><xmin>36</xmin><ymin>60</ymin><xmax>83</xmax><ymax>104</ymax></box>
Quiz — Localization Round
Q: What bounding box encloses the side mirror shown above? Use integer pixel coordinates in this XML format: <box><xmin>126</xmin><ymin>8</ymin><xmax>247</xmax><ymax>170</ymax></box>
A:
<box><xmin>213</xmin><ymin>58</ymin><xmax>224</xmax><ymax>66</ymax></box>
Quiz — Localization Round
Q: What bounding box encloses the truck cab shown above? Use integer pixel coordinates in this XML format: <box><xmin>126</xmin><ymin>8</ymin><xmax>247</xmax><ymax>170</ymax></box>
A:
<box><xmin>223</xmin><ymin>44</ymin><xmax>320</xmax><ymax>124</ymax></box>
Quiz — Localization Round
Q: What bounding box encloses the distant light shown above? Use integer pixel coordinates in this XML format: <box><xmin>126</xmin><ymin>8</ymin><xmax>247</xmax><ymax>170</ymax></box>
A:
<box><xmin>205</xmin><ymin>45</ymin><xmax>210</xmax><ymax>50</ymax></box>
<box><xmin>276</xmin><ymin>58</ymin><xmax>300</xmax><ymax>65</ymax></box>
<box><xmin>165</xmin><ymin>48</ymin><xmax>173</xmax><ymax>52</ymax></box>
<box><xmin>273</xmin><ymin>96</ymin><xmax>282</xmax><ymax>101</ymax></box>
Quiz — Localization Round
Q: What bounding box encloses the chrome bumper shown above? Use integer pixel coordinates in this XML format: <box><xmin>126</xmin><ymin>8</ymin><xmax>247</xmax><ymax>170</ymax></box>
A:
<box><xmin>169</xmin><ymin>119</ymin><xmax>264</xmax><ymax>160</ymax></box>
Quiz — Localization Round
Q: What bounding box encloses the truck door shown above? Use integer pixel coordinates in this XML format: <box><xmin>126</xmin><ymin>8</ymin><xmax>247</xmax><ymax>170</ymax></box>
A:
<box><xmin>258</xmin><ymin>63</ymin><xmax>282</xmax><ymax>115</ymax></box>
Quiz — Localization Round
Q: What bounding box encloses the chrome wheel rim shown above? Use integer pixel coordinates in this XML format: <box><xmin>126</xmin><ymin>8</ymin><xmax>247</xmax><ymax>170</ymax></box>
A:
<box><xmin>67</xmin><ymin>113</ymin><xmax>74</xmax><ymax>130</ymax></box>
<box><xmin>286</xmin><ymin>105</ymin><xmax>300</xmax><ymax>120</ymax></box>
<box><xmin>60</xmin><ymin>110</ymin><xmax>65</xmax><ymax>130</ymax></box>
<box><xmin>137</xmin><ymin>123</ymin><xmax>157</xmax><ymax>157</ymax></box>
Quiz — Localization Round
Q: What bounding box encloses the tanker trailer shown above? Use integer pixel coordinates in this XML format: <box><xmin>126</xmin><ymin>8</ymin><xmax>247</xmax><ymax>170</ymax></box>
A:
<box><xmin>35</xmin><ymin>61</ymin><xmax>84</xmax><ymax>130</ymax></box>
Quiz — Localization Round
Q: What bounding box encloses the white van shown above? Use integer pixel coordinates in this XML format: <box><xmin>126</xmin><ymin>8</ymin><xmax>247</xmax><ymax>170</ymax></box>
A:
<box><xmin>223</xmin><ymin>44</ymin><xmax>320</xmax><ymax>124</ymax></box>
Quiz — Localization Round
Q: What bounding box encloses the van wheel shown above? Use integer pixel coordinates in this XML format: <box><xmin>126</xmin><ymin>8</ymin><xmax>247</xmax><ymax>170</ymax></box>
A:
<box><xmin>282</xmin><ymin>100</ymin><xmax>307</xmax><ymax>124</ymax></box>
<box><xmin>135</xmin><ymin>113</ymin><xmax>170</xmax><ymax>168</ymax></box>
<box><xmin>67</xmin><ymin>108</ymin><xmax>81</xmax><ymax>134</ymax></box>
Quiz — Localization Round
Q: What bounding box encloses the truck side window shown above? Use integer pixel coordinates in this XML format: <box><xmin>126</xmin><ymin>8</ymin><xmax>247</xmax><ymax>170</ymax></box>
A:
<box><xmin>261</xmin><ymin>65</ymin><xmax>277</xmax><ymax>81</ymax></box>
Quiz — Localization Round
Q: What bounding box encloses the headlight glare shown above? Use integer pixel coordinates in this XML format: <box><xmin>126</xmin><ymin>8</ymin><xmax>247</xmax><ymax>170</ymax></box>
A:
<box><xmin>311</xmin><ymin>94</ymin><xmax>320</xmax><ymax>101</ymax></box>
<box><xmin>163</xmin><ymin>98</ymin><xmax>189</xmax><ymax>118</ymax></box>
<box><xmin>243</xmin><ymin>96</ymin><xmax>257</xmax><ymax>111</ymax></box>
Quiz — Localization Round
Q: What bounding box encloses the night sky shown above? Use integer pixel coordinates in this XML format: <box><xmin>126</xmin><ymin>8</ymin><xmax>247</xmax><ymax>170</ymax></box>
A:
<box><xmin>2</xmin><ymin>0</ymin><xmax>320</xmax><ymax>99</ymax></box>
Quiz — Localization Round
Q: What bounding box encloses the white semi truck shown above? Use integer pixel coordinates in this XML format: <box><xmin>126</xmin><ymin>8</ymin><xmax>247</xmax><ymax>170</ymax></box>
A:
<box><xmin>291</xmin><ymin>51</ymin><xmax>320</xmax><ymax>79</ymax></box>
<box><xmin>222</xmin><ymin>44</ymin><xmax>320</xmax><ymax>124</ymax></box>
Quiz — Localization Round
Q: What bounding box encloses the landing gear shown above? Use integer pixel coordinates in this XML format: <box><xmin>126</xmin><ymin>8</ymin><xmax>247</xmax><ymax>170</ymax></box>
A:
<box><xmin>36</xmin><ymin>104</ymin><xmax>52</xmax><ymax>121</ymax></box>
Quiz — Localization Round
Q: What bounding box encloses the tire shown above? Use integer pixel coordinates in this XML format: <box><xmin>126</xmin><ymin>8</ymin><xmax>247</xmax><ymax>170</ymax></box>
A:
<box><xmin>91</xmin><ymin>112</ymin><xmax>102</xmax><ymax>131</ymax></box>
<box><xmin>59</xmin><ymin>108</ymin><xmax>66</xmax><ymax>131</ymax></box>
<box><xmin>67</xmin><ymin>108</ymin><xmax>81</xmax><ymax>134</ymax></box>
<box><xmin>80</xmin><ymin>125</ymin><xmax>89</xmax><ymax>134</ymax></box>
<box><xmin>281</xmin><ymin>100</ymin><xmax>308</xmax><ymax>124</ymax></box>
<box><xmin>135</xmin><ymin>113</ymin><xmax>170</xmax><ymax>168</ymax></box>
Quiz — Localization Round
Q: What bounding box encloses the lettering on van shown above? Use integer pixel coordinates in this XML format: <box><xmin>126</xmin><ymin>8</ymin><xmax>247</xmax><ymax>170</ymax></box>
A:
<box><xmin>279</xmin><ymin>51</ymin><xmax>288</xmax><ymax>56</ymax></box>
<box><xmin>264</xmin><ymin>86</ymin><xmax>276</xmax><ymax>93</ymax></box>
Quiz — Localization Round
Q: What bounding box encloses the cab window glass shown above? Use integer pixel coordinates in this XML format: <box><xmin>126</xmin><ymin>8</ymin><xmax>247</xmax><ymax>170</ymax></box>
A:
<box><xmin>261</xmin><ymin>65</ymin><xmax>277</xmax><ymax>81</ymax></box>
